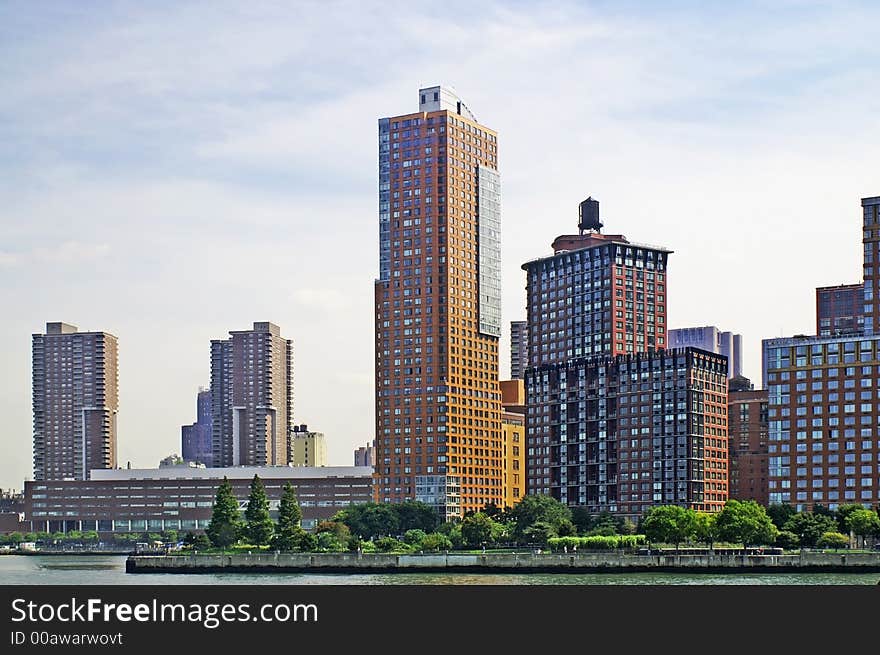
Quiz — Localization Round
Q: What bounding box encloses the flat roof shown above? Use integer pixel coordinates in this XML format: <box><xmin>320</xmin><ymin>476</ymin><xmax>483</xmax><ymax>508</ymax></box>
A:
<box><xmin>90</xmin><ymin>466</ymin><xmax>372</xmax><ymax>481</ymax></box>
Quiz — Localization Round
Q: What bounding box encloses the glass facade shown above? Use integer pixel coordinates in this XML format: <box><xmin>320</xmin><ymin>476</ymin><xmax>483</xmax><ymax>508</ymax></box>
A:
<box><xmin>477</xmin><ymin>165</ymin><xmax>502</xmax><ymax>338</ymax></box>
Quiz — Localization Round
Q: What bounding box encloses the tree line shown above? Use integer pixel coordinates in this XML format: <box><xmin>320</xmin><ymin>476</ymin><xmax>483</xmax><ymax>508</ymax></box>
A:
<box><xmin>197</xmin><ymin>476</ymin><xmax>880</xmax><ymax>552</ymax></box>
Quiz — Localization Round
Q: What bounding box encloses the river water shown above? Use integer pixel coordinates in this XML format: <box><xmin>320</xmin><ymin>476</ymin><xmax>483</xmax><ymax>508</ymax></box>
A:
<box><xmin>2</xmin><ymin>554</ymin><xmax>879</xmax><ymax>585</ymax></box>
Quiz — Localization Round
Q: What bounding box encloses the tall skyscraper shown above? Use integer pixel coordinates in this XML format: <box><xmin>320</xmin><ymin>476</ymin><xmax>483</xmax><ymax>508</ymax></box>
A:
<box><xmin>210</xmin><ymin>322</ymin><xmax>292</xmax><ymax>467</ymax></box>
<box><xmin>181</xmin><ymin>387</ymin><xmax>212</xmax><ymax>466</ymax></box>
<box><xmin>523</xmin><ymin>200</ymin><xmax>729</xmax><ymax>517</ymax></box>
<box><xmin>374</xmin><ymin>85</ymin><xmax>503</xmax><ymax>519</ymax></box>
<box><xmin>816</xmin><ymin>284</ymin><xmax>864</xmax><ymax>337</ymax></box>
<box><xmin>32</xmin><ymin>322</ymin><xmax>118</xmax><ymax>481</ymax></box>
<box><xmin>667</xmin><ymin>326</ymin><xmax>742</xmax><ymax>379</ymax></box>
<box><xmin>510</xmin><ymin>320</ymin><xmax>528</xmax><ymax>379</ymax></box>
<box><xmin>764</xmin><ymin>195</ymin><xmax>880</xmax><ymax>511</ymax></box>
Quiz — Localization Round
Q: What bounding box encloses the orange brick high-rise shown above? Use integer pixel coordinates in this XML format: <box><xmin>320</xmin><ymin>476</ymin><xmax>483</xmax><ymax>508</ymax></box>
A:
<box><xmin>374</xmin><ymin>86</ymin><xmax>503</xmax><ymax>519</ymax></box>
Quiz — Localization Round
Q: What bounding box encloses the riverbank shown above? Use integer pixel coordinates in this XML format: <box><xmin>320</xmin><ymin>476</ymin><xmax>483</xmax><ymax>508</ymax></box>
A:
<box><xmin>126</xmin><ymin>551</ymin><xmax>880</xmax><ymax>574</ymax></box>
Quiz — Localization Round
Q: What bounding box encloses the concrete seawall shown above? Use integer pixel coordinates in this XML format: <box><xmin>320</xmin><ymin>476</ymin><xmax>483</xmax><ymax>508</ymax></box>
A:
<box><xmin>126</xmin><ymin>551</ymin><xmax>880</xmax><ymax>574</ymax></box>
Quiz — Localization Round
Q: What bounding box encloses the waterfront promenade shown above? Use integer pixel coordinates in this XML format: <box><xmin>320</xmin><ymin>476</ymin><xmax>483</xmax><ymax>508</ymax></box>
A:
<box><xmin>126</xmin><ymin>550</ymin><xmax>880</xmax><ymax>574</ymax></box>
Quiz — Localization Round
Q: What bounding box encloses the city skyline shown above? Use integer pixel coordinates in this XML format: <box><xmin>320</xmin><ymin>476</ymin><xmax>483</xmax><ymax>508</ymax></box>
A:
<box><xmin>2</xmin><ymin>2</ymin><xmax>880</xmax><ymax>490</ymax></box>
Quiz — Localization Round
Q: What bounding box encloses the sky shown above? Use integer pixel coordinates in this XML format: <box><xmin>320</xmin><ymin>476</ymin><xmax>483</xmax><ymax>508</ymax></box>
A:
<box><xmin>1</xmin><ymin>1</ymin><xmax>879</xmax><ymax>491</ymax></box>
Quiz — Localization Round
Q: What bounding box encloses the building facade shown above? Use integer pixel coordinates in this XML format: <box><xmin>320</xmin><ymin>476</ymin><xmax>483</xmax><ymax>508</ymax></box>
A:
<box><xmin>501</xmin><ymin>379</ymin><xmax>525</xmax><ymax>508</ymax></box>
<box><xmin>181</xmin><ymin>387</ymin><xmax>212</xmax><ymax>466</ymax></box>
<box><xmin>289</xmin><ymin>425</ymin><xmax>327</xmax><ymax>467</ymax></box>
<box><xmin>523</xmin><ymin>201</ymin><xmax>729</xmax><ymax>518</ymax></box>
<box><xmin>510</xmin><ymin>320</ymin><xmax>528</xmax><ymax>379</ymax></box>
<box><xmin>522</xmin><ymin>198</ymin><xmax>671</xmax><ymax>364</ymax></box>
<box><xmin>525</xmin><ymin>349</ymin><xmax>728</xmax><ymax>518</ymax></box>
<box><xmin>354</xmin><ymin>442</ymin><xmax>375</xmax><ymax>467</ymax></box>
<box><xmin>32</xmin><ymin>322</ymin><xmax>119</xmax><ymax>481</ymax></box>
<box><xmin>763</xmin><ymin>195</ymin><xmax>880</xmax><ymax>511</ymax></box>
<box><xmin>211</xmin><ymin>322</ymin><xmax>292</xmax><ymax>467</ymax></box>
<box><xmin>373</xmin><ymin>85</ymin><xmax>504</xmax><ymax>519</ymax></box>
<box><xmin>668</xmin><ymin>326</ymin><xmax>742</xmax><ymax>379</ymax></box>
<box><xmin>863</xmin><ymin>196</ymin><xmax>880</xmax><ymax>336</ymax></box>
<box><xmin>727</xmin><ymin>377</ymin><xmax>769</xmax><ymax>506</ymax></box>
<box><xmin>816</xmin><ymin>284</ymin><xmax>864</xmax><ymax>337</ymax></box>
<box><xmin>24</xmin><ymin>466</ymin><xmax>373</xmax><ymax>534</ymax></box>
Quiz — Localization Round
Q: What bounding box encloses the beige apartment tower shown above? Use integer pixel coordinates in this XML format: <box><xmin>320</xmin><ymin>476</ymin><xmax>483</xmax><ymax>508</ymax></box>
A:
<box><xmin>32</xmin><ymin>322</ymin><xmax>119</xmax><ymax>481</ymax></box>
<box><xmin>289</xmin><ymin>425</ymin><xmax>327</xmax><ymax>467</ymax></box>
<box><xmin>211</xmin><ymin>322</ymin><xmax>292</xmax><ymax>467</ymax></box>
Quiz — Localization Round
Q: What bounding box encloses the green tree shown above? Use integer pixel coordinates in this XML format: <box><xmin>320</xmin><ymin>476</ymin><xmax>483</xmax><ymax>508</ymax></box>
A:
<box><xmin>421</xmin><ymin>533</ymin><xmax>453</xmax><ymax>552</ymax></box>
<box><xmin>817</xmin><ymin>531</ymin><xmax>849</xmax><ymax>549</ymax></box>
<box><xmin>618</xmin><ymin>518</ymin><xmax>638</xmax><ymax>536</ymax></box>
<box><xmin>394</xmin><ymin>501</ymin><xmax>440</xmax><ymax>533</ymax></box>
<box><xmin>522</xmin><ymin>521</ymin><xmax>556</xmax><ymax>548</ymax></box>
<box><xmin>845</xmin><ymin>508</ymin><xmax>880</xmax><ymax>548</ymax></box>
<box><xmin>461</xmin><ymin>512</ymin><xmax>495</xmax><ymax>548</ymax></box>
<box><xmin>403</xmin><ymin>529</ymin><xmax>428</xmax><ymax>547</ymax></box>
<box><xmin>641</xmin><ymin>505</ymin><xmax>697</xmax><ymax>549</ymax></box>
<box><xmin>509</xmin><ymin>495</ymin><xmax>572</xmax><ymax>540</ymax></box>
<box><xmin>278</xmin><ymin>482</ymin><xmax>302</xmax><ymax>528</ymax></box>
<box><xmin>715</xmin><ymin>500</ymin><xmax>778</xmax><ymax>547</ymax></box>
<box><xmin>570</xmin><ymin>507</ymin><xmax>593</xmax><ymax>535</ymax></box>
<box><xmin>774</xmin><ymin>530</ymin><xmax>800</xmax><ymax>550</ymax></box>
<box><xmin>834</xmin><ymin>504</ymin><xmax>864</xmax><ymax>535</ymax></box>
<box><xmin>766</xmin><ymin>503</ymin><xmax>797</xmax><ymax>531</ymax></box>
<box><xmin>315</xmin><ymin>520</ymin><xmax>351</xmax><ymax>543</ymax></box>
<box><xmin>273</xmin><ymin>482</ymin><xmax>304</xmax><ymax>552</ymax></box>
<box><xmin>183</xmin><ymin>532</ymin><xmax>211</xmax><ymax>550</ymax></box>
<box><xmin>315</xmin><ymin>532</ymin><xmax>346</xmax><ymax>552</ymax></box>
<box><xmin>206</xmin><ymin>477</ymin><xmax>242</xmax><ymax>548</ymax></box>
<box><xmin>335</xmin><ymin>503</ymin><xmax>399</xmax><ymax>540</ymax></box>
<box><xmin>812</xmin><ymin>503</ymin><xmax>835</xmax><ymax>518</ymax></box>
<box><xmin>693</xmin><ymin>512</ymin><xmax>718</xmax><ymax>549</ymax></box>
<box><xmin>437</xmin><ymin>521</ymin><xmax>464</xmax><ymax>548</ymax></box>
<box><xmin>243</xmin><ymin>474</ymin><xmax>274</xmax><ymax>546</ymax></box>
<box><xmin>295</xmin><ymin>531</ymin><xmax>318</xmax><ymax>552</ymax></box>
<box><xmin>783</xmin><ymin>512</ymin><xmax>837</xmax><ymax>549</ymax></box>
<box><xmin>375</xmin><ymin>536</ymin><xmax>407</xmax><ymax>552</ymax></box>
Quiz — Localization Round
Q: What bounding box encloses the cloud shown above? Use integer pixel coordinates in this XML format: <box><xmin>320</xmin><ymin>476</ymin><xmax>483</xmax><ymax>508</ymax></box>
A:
<box><xmin>0</xmin><ymin>241</ymin><xmax>110</xmax><ymax>268</ymax></box>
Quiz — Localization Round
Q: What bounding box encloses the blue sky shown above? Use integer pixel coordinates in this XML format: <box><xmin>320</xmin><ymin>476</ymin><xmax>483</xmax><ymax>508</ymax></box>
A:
<box><xmin>1</xmin><ymin>1</ymin><xmax>879</xmax><ymax>489</ymax></box>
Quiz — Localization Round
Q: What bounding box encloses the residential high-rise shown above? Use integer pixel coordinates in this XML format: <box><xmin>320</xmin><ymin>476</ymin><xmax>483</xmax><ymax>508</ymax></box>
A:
<box><xmin>181</xmin><ymin>387</ymin><xmax>212</xmax><ymax>466</ymax></box>
<box><xmin>727</xmin><ymin>376</ymin><xmax>769</xmax><ymax>506</ymax></box>
<box><xmin>210</xmin><ymin>322</ymin><xmax>292</xmax><ymax>467</ymax></box>
<box><xmin>289</xmin><ymin>425</ymin><xmax>327</xmax><ymax>467</ymax></box>
<box><xmin>764</xmin><ymin>195</ymin><xmax>880</xmax><ymax>511</ymax></box>
<box><xmin>32</xmin><ymin>322</ymin><xmax>118</xmax><ymax>481</ymax></box>
<box><xmin>524</xmin><ymin>197</ymin><xmax>671</xmax><ymax>363</ymax></box>
<box><xmin>510</xmin><ymin>320</ymin><xmax>528</xmax><ymax>379</ymax></box>
<box><xmin>374</xmin><ymin>85</ymin><xmax>503</xmax><ymax>519</ymax></box>
<box><xmin>354</xmin><ymin>441</ymin><xmax>375</xmax><ymax>467</ymax></box>
<box><xmin>668</xmin><ymin>326</ymin><xmax>742</xmax><ymax>379</ymax></box>
<box><xmin>816</xmin><ymin>284</ymin><xmax>864</xmax><ymax>337</ymax></box>
<box><xmin>523</xmin><ymin>200</ymin><xmax>729</xmax><ymax>518</ymax></box>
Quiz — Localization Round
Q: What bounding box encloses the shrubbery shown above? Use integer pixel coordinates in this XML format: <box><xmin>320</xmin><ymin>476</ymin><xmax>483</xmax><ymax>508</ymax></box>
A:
<box><xmin>547</xmin><ymin>534</ymin><xmax>647</xmax><ymax>552</ymax></box>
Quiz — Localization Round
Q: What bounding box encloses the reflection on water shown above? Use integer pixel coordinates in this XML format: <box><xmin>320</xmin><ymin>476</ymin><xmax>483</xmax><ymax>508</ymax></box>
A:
<box><xmin>1</xmin><ymin>554</ymin><xmax>879</xmax><ymax>585</ymax></box>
